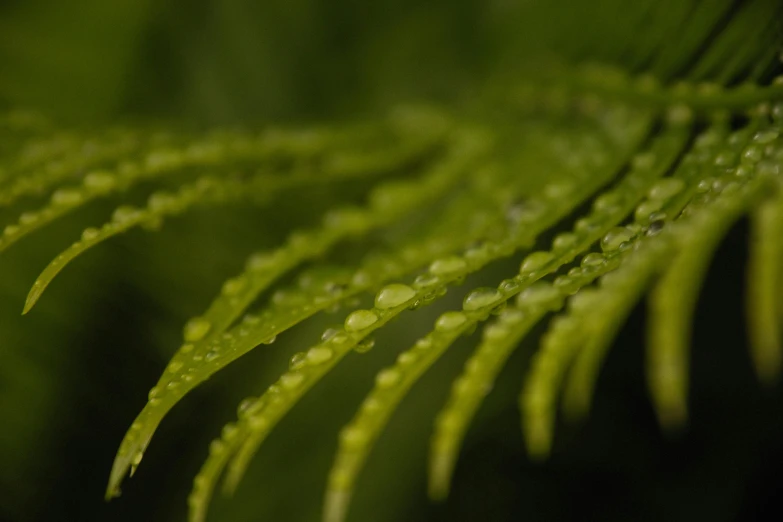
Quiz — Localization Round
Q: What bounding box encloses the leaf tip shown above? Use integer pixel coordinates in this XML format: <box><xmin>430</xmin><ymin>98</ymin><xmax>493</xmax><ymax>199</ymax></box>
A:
<box><xmin>323</xmin><ymin>489</ymin><xmax>351</xmax><ymax>522</ymax></box>
<box><xmin>22</xmin><ymin>280</ymin><xmax>45</xmax><ymax>314</ymax></box>
<box><xmin>427</xmin><ymin>451</ymin><xmax>453</xmax><ymax>502</ymax></box>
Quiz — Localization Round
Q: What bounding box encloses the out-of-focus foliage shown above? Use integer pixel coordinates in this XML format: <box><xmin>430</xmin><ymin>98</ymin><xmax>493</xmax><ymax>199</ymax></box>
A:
<box><xmin>1</xmin><ymin>1</ymin><xmax>783</xmax><ymax>522</ymax></box>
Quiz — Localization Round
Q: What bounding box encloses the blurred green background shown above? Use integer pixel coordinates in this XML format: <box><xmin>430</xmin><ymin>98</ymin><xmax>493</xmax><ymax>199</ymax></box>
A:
<box><xmin>1</xmin><ymin>1</ymin><xmax>782</xmax><ymax>521</ymax></box>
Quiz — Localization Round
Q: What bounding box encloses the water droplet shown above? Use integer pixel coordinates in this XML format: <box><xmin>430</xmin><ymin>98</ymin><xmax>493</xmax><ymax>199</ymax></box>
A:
<box><xmin>553</xmin><ymin>275</ymin><xmax>573</xmax><ymax>291</ymax></box>
<box><xmin>516</xmin><ymin>282</ymin><xmax>560</xmax><ymax>308</ymax></box>
<box><xmin>306</xmin><ymin>346</ymin><xmax>334</xmax><ymax>364</ymax></box>
<box><xmin>375</xmin><ymin>368</ymin><xmax>401</xmax><ymax>388</ymax></box>
<box><xmin>436</xmin><ymin>412</ymin><xmax>462</xmax><ymax>432</ymax></box>
<box><xmin>581</xmin><ymin>253</ymin><xmax>606</xmax><ymax>268</ymax></box>
<box><xmin>289</xmin><ymin>351</ymin><xmax>307</xmax><ymax>370</ymax></box>
<box><xmin>221</xmin><ymin>423</ymin><xmax>238</xmax><ymax>441</ymax></box>
<box><xmin>324</xmin><ymin>207</ymin><xmax>366</xmax><ymax>231</ymax></box>
<box><xmin>51</xmin><ymin>188</ymin><xmax>83</xmax><ymax>206</ymax></box>
<box><xmin>429</xmin><ymin>256</ymin><xmax>467</xmax><ymax>276</ymax></box>
<box><xmin>281</xmin><ymin>372</ymin><xmax>304</xmax><ymax>390</ymax></box>
<box><xmin>242</xmin><ymin>314</ymin><xmax>261</xmax><ymax>326</ymax></box>
<box><xmin>506</xmin><ymin>199</ymin><xmax>546</xmax><ymax>223</ymax></box>
<box><xmin>499</xmin><ymin>279</ymin><xmax>521</xmax><ymax>295</ymax></box>
<box><xmin>552</xmin><ymin>232</ymin><xmax>578</xmax><ymax>251</ymax></box>
<box><xmin>415</xmin><ymin>338</ymin><xmax>433</xmax><ymax>350</ymax></box>
<box><xmin>569</xmin><ymin>289</ymin><xmax>598</xmax><ymax>312</ymax></box>
<box><xmin>81</xmin><ymin>227</ymin><xmax>99</xmax><ymax>241</ymax></box>
<box><xmin>19</xmin><ymin>212</ymin><xmax>38</xmax><ymax>226</ymax></box>
<box><xmin>321</xmin><ymin>327</ymin><xmax>342</xmax><ymax>342</ymax></box>
<box><xmin>499</xmin><ymin>308</ymin><xmax>525</xmax><ymax>324</ymax></box>
<box><xmin>246</xmin><ymin>253</ymin><xmax>274</xmax><ymax>271</ymax></box>
<box><xmin>112</xmin><ymin>205</ymin><xmax>140</xmax><ymax>224</ymax></box>
<box><xmin>237</xmin><ymin>397</ymin><xmax>259</xmax><ymax>417</ymax></box>
<box><xmin>3</xmin><ymin>224</ymin><xmax>19</xmax><ymax>236</ymax></box>
<box><xmin>204</xmin><ymin>349</ymin><xmax>219</xmax><ymax>362</ymax></box>
<box><xmin>83</xmin><ymin>171</ymin><xmax>116</xmax><ymax>191</ymax></box>
<box><xmin>592</xmin><ymin>193</ymin><xmax>621</xmax><ymax>213</ymax></box>
<box><xmin>648</xmin><ymin>211</ymin><xmax>667</xmax><ymax>223</ymax></box>
<box><xmin>272</xmin><ymin>289</ymin><xmax>306</xmax><ymax>308</ymax></box>
<box><xmin>209</xmin><ymin>439</ymin><xmax>225</xmax><ymax>455</ymax></box>
<box><xmin>397</xmin><ymin>352</ymin><xmax>418</xmax><ymax>365</ymax></box>
<box><xmin>340</xmin><ymin>426</ymin><xmax>368</xmax><ymax>448</ymax></box>
<box><xmin>648</xmin><ymin>178</ymin><xmax>685</xmax><ymax>201</ymax></box>
<box><xmin>520</xmin><ymin>251</ymin><xmax>554</xmax><ymax>273</ymax></box>
<box><xmin>261</xmin><ymin>335</ymin><xmax>276</xmax><ymax>345</ymax></box>
<box><xmin>462</xmin><ymin>287</ymin><xmax>503</xmax><ymax>311</ymax></box>
<box><xmin>147</xmin><ymin>192</ymin><xmax>175</xmax><ymax>212</ymax></box>
<box><xmin>646</xmin><ymin>219</ymin><xmax>665</xmax><ymax>236</ymax></box>
<box><xmin>666</xmin><ymin>104</ymin><xmax>693</xmax><ymax>125</ymax></box>
<box><xmin>374</xmin><ymin>283</ymin><xmax>416</xmax><ymax>309</ymax></box>
<box><xmin>600</xmin><ymin>227</ymin><xmax>634</xmax><ymax>252</ymax></box>
<box><xmin>354</xmin><ymin>337</ymin><xmax>375</xmax><ymax>353</ymax></box>
<box><xmin>167</xmin><ymin>360</ymin><xmax>184</xmax><ymax>373</ymax></box>
<box><xmin>714</xmin><ymin>151</ymin><xmax>737</xmax><ymax>167</ymax></box>
<box><xmin>484</xmin><ymin>323</ymin><xmax>509</xmax><ymax>340</ymax></box>
<box><xmin>148</xmin><ymin>387</ymin><xmax>160</xmax><ymax>400</ymax></box>
<box><xmin>183</xmin><ymin>317</ymin><xmax>212</xmax><ymax>342</ymax></box>
<box><xmin>575</xmin><ymin>217</ymin><xmax>599</xmax><ymax>233</ymax></box>
<box><xmin>221</xmin><ymin>277</ymin><xmax>246</xmax><ymax>296</ymax></box>
<box><xmin>435</xmin><ymin>312</ymin><xmax>468</xmax><ymax>332</ymax></box>
<box><xmin>361</xmin><ymin>397</ymin><xmax>382</xmax><ymax>414</ymax></box>
<box><xmin>742</xmin><ymin>145</ymin><xmax>763</xmax><ymax>163</ymax></box>
<box><xmin>408</xmin><ymin>298</ymin><xmax>423</xmax><ymax>310</ymax></box>
<box><xmin>344</xmin><ymin>309</ymin><xmax>378</xmax><ymax>332</ymax></box>
<box><xmin>464</xmin><ymin>245</ymin><xmax>490</xmax><ymax>263</ymax></box>
<box><xmin>413</xmin><ymin>273</ymin><xmax>440</xmax><ymax>289</ymax></box>
<box><xmin>753</xmin><ymin>129</ymin><xmax>779</xmax><ymax>144</ymax></box>
<box><xmin>131</xmin><ymin>450</ymin><xmax>143</xmax><ymax>467</ymax></box>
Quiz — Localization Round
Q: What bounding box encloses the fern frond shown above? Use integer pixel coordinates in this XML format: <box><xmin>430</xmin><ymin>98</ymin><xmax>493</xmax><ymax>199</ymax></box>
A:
<box><xmin>315</xmin><ymin>115</ymin><xmax>695</xmax><ymax>516</ymax></box>
<box><xmin>105</xmin><ymin>126</ymin><xmax>486</xmax><ymax>498</ymax></box>
<box><xmin>192</xmin><ymin>110</ymin><xmax>688</xmax><ymax>522</ymax></box>
<box><xmin>426</xmin><ymin>303</ymin><xmax>547</xmax><ymax>501</ymax></box>
<box><xmin>429</xmin><ymin>250</ymin><xmax>635</xmax><ymax>498</ymax></box>
<box><xmin>559</xmin><ymin>119</ymin><xmax>760</xmax><ymax>423</ymax></box>
<box><xmin>117</xmin><ymin>100</ymin><xmax>651</xmax><ymax>507</ymax></box>
<box><xmin>524</xmin><ymin>128</ymin><xmax>781</xmax><ymax>455</ymax></box>
<box><xmin>647</xmin><ymin>172</ymin><xmax>772</xmax><ymax>429</ymax></box>
<box><xmin>323</xmin><ymin>309</ymin><xmax>483</xmax><ymax>522</ymax></box>
<box><xmin>183</xmin><ymin>180</ymin><xmax>522</xmax><ymax>521</ymax></box>
<box><xmin>2</xmin><ymin>109</ymin><xmax>445</xmax><ymax>255</ymax></box>
<box><xmin>4</xmin><ymin>2</ymin><xmax>783</xmax><ymax>520</ymax></box>
<box><xmin>23</xmin><ymin>173</ymin><xmax>256</xmax><ymax>313</ymax></box>
<box><xmin>0</xmin><ymin>129</ymin><xmax>148</xmax><ymax>206</ymax></box>
<box><xmin>747</xmin><ymin>175</ymin><xmax>783</xmax><ymax>385</ymax></box>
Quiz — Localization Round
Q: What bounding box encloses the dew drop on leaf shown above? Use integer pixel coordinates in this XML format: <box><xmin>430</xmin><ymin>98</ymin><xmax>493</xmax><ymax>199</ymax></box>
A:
<box><xmin>374</xmin><ymin>283</ymin><xmax>416</xmax><ymax>309</ymax></box>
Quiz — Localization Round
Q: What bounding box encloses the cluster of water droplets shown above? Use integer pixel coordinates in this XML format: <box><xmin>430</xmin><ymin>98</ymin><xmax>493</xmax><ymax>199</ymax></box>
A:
<box><xmin>0</xmin><ymin>129</ymin><xmax>143</xmax><ymax>207</ymax></box>
<box><xmin>312</xmin><ymin>108</ymin><xmax>702</xmax><ymax>517</ymax></box>
<box><xmin>520</xmin><ymin>118</ymin><xmax>783</xmax><ymax>457</ymax></box>
<box><xmin>101</xmin><ymin>112</ymin><xmax>484</xmax><ymax>502</ymax></box>
<box><xmin>325</xmin><ymin>302</ymin><xmax>487</xmax><ymax>519</ymax></box>
<box><xmin>138</xmin><ymin>128</ymin><xmax>488</xmax><ymax>422</ymax></box>
<box><xmin>566</xmin><ymin>62</ymin><xmax>783</xmax><ymax>114</ymax></box>
<box><xmin>647</xmin><ymin>121</ymin><xmax>783</xmax><ymax>428</ymax></box>
<box><xmin>108</xmin><ymin>82</ymin><xmax>783</xmax><ymax>519</ymax></box>
<box><xmin>0</xmin><ymin>129</ymin><xmax>266</xmax><ymax>252</ymax></box>
<box><xmin>182</xmin><ymin>190</ymin><xmax>518</xmax><ymax>521</ymax></box>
